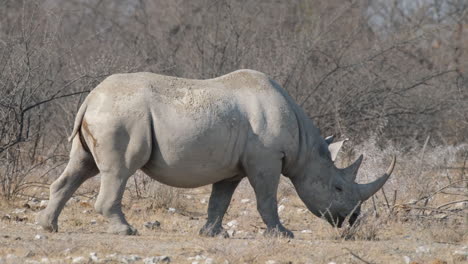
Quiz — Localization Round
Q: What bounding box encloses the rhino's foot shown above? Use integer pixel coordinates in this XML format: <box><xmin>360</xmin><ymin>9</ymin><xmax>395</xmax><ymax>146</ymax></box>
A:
<box><xmin>264</xmin><ymin>226</ymin><xmax>294</xmax><ymax>239</ymax></box>
<box><xmin>199</xmin><ymin>225</ymin><xmax>229</xmax><ymax>238</ymax></box>
<box><xmin>107</xmin><ymin>224</ymin><xmax>138</xmax><ymax>235</ymax></box>
<box><xmin>36</xmin><ymin>210</ymin><xmax>58</xmax><ymax>232</ymax></box>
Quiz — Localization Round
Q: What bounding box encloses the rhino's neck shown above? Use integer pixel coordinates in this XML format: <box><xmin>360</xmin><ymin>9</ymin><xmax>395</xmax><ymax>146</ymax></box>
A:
<box><xmin>282</xmin><ymin>104</ymin><xmax>322</xmax><ymax>179</ymax></box>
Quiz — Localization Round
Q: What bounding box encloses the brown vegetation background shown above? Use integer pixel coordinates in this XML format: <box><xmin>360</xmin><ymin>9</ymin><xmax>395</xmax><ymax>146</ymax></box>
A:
<box><xmin>0</xmin><ymin>0</ymin><xmax>466</xmax><ymax>211</ymax></box>
<box><xmin>0</xmin><ymin>1</ymin><xmax>467</xmax><ymax>263</ymax></box>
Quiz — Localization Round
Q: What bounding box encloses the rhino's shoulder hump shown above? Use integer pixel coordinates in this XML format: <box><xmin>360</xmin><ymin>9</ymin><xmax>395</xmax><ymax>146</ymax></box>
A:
<box><xmin>211</xmin><ymin>69</ymin><xmax>274</xmax><ymax>91</ymax></box>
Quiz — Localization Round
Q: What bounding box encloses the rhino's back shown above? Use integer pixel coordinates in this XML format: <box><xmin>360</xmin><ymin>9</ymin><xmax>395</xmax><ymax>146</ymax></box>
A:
<box><xmin>85</xmin><ymin>70</ymin><xmax>300</xmax><ymax>187</ymax></box>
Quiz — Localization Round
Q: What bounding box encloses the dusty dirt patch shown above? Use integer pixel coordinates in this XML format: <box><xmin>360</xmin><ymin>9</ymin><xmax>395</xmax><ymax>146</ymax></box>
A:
<box><xmin>0</xmin><ymin>180</ymin><xmax>466</xmax><ymax>264</ymax></box>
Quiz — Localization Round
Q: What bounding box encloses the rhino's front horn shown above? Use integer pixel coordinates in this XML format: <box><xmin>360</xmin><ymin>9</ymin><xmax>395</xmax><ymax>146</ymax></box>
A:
<box><xmin>343</xmin><ymin>154</ymin><xmax>363</xmax><ymax>181</ymax></box>
<box><xmin>358</xmin><ymin>156</ymin><xmax>396</xmax><ymax>201</ymax></box>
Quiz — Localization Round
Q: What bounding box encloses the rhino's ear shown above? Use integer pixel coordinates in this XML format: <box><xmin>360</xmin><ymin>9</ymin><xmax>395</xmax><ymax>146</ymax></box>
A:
<box><xmin>328</xmin><ymin>138</ymin><xmax>348</xmax><ymax>161</ymax></box>
<box><xmin>324</xmin><ymin>135</ymin><xmax>335</xmax><ymax>145</ymax></box>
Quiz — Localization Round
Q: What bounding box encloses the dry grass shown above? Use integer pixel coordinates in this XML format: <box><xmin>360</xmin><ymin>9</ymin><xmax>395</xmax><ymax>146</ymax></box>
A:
<box><xmin>0</xmin><ymin>143</ymin><xmax>466</xmax><ymax>263</ymax></box>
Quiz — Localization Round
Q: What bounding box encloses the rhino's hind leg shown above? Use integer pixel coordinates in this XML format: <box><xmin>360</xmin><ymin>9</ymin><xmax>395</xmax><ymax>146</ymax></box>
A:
<box><xmin>37</xmin><ymin>137</ymin><xmax>99</xmax><ymax>232</ymax></box>
<box><xmin>245</xmin><ymin>156</ymin><xmax>294</xmax><ymax>238</ymax></box>
<box><xmin>200</xmin><ymin>179</ymin><xmax>241</xmax><ymax>237</ymax></box>
<box><xmin>91</xmin><ymin>123</ymin><xmax>151</xmax><ymax>235</ymax></box>
<box><xmin>94</xmin><ymin>169</ymin><xmax>136</xmax><ymax>235</ymax></box>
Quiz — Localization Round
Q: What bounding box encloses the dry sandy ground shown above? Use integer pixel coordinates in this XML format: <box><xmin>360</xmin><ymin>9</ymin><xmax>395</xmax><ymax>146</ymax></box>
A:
<box><xmin>0</xmin><ymin>180</ymin><xmax>466</xmax><ymax>264</ymax></box>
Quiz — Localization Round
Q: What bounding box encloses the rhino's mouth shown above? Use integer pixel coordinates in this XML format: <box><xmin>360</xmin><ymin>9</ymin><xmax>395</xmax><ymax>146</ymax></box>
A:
<box><xmin>329</xmin><ymin>212</ymin><xmax>359</xmax><ymax>228</ymax></box>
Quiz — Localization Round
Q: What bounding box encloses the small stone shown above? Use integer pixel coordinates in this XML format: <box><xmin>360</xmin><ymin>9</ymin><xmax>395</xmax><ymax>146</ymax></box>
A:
<box><xmin>2</xmin><ymin>214</ymin><xmax>11</xmax><ymax>221</ymax></box>
<box><xmin>168</xmin><ymin>208</ymin><xmax>176</xmax><ymax>213</ymax></box>
<box><xmin>90</xmin><ymin>252</ymin><xmax>99</xmax><ymax>262</ymax></box>
<box><xmin>227</xmin><ymin>229</ymin><xmax>235</xmax><ymax>237</ymax></box>
<box><xmin>90</xmin><ymin>219</ymin><xmax>97</xmax><ymax>225</ymax></box>
<box><xmin>35</xmin><ymin>234</ymin><xmax>47</xmax><ymax>240</ymax></box>
<box><xmin>205</xmin><ymin>258</ymin><xmax>214</xmax><ymax>264</ymax></box>
<box><xmin>39</xmin><ymin>200</ymin><xmax>48</xmax><ymax>208</ymax></box>
<box><xmin>403</xmin><ymin>256</ymin><xmax>411</xmax><ymax>264</ymax></box>
<box><xmin>62</xmin><ymin>248</ymin><xmax>71</xmax><ymax>256</ymax></box>
<box><xmin>195</xmin><ymin>255</ymin><xmax>206</xmax><ymax>260</ymax></box>
<box><xmin>12</xmin><ymin>208</ymin><xmax>26</xmax><ymax>214</ymax></box>
<box><xmin>226</xmin><ymin>220</ymin><xmax>238</xmax><ymax>228</ymax></box>
<box><xmin>144</xmin><ymin>256</ymin><xmax>171</xmax><ymax>264</ymax></box>
<box><xmin>416</xmin><ymin>245</ymin><xmax>430</xmax><ymax>254</ymax></box>
<box><xmin>72</xmin><ymin>256</ymin><xmax>89</xmax><ymax>264</ymax></box>
<box><xmin>240</xmin><ymin>199</ymin><xmax>250</xmax><ymax>203</ymax></box>
<box><xmin>266</xmin><ymin>261</ymin><xmax>278</xmax><ymax>264</ymax></box>
<box><xmin>433</xmin><ymin>214</ymin><xmax>447</xmax><ymax>219</ymax></box>
<box><xmin>200</xmin><ymin>199</ymin><xmax>207</xmax><ymax>204</ymax></box>
<box><xmin>277</xmin><ymin>205</ymin><xmax>285</xmax><ymax>213</ymax></box>
<box><xmin>453</xmin><ymin>246</ymin><xmax>468</xmax><ymax>259</ymax></box>
<box><xmin>144</xmin><ymin>221</ymin><xmax>161</xmax><ymax>230</ymax></box>
<box><xmin>41</xmin><ymin>257</ymin><xmax>50</xmax><ymax>263</ymax></box>
<box><xmin>158</xmin><ymin>256</ymin><xmax>171</xmax><ymax>263</ymax></box>
<box><xmin>27</xmin><ymin>198</ymin><xmax>39</xmax><ymax>207</ymax></box>
<box><xmin>121</xmin><ymin>255</ymin><xmax>142</xmax><ymax>263</ymax></box>
<box><xmin>301</xmin><ymin>229</ymin><xmax>312</xmax><ymax>233</ymax></box>
<box><xmin>63</xmin><ymin>248</ymin><xmax>71</xmax><ymax>255</ymax></box>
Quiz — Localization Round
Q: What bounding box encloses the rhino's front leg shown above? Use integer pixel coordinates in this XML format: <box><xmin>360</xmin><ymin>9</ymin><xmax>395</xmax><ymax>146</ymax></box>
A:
<box><xmin>200</xmin><ymin>179</ymin><xmax>241</xmax><ymax>237</ymax></box>
<box><xmin>246</xmin><ymin>159</ymin><xmax>294</xmax><ymax>238</ymax></box>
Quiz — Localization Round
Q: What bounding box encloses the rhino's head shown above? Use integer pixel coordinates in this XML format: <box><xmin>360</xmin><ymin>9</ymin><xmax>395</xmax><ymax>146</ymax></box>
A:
<box><xmin>291</xmin><ymin>136</ymin><xmax>396</xmax><ymax>227</ymax></box>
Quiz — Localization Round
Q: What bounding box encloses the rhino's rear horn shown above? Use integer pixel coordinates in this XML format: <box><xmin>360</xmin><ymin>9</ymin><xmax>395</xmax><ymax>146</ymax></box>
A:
<box><xmin>342</xmin><ymin>154</ymin><xmax>363</xmax><ymax>181</ymax></box>
<box><xmin>358</xmin><ymin>155</ymin><xmax>396</xmax><ymax>201</ymax></box>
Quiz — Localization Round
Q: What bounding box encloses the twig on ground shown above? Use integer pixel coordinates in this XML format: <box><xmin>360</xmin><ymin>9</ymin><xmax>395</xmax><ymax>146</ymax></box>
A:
<box><xmin>436</xmin><ymin>199</ymin><xmax>468</xmax><ymax>209</ymax></box>
<box><xmin>343</xmin><ymin>248</ymin><xmax>374</xmax><ymax>264</ymax></box>
<box><xmin>390</xmin><ymin>190</ymin><xmax>397</xmax><ymax>213</ymax></box>
<box><xmin>371</xmin><ymin>195</ymin><xmax>378</xmax><ymax>217</ymax></box>
<box><xmin>381</xmin><ymin>188</ymin><xmax>391</xmax><ymax>211</ymax></box>
<box><xmin>417</xmin><ymin>179</ymin><xmax>468</xmax><ymax>203</ymax></box>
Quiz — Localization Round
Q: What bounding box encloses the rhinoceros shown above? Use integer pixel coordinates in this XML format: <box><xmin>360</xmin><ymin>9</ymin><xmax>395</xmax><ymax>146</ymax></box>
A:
<box><xmin>38</xmin><ymin>69</ymin><xmax>395</xmax><ymax>237</ymax></box>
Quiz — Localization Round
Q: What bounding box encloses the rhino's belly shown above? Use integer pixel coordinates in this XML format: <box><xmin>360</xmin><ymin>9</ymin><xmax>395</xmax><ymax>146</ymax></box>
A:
<box><xmin>140</xmin><ymin>165</ymin><xmax>240</xmax><ymax>188</ymax></box>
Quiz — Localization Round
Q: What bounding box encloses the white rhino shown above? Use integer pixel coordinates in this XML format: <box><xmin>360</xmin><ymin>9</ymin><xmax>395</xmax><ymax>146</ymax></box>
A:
<box><xmin>38</xmin><ymin>69</ymin><xmax>395</xmax><ymax>237</ymax></box>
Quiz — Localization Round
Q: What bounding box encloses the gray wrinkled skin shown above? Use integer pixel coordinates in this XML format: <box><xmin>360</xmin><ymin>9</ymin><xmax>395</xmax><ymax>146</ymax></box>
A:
<box><xmin>37</xmin><ymin>69</ymin><xmax>393</xmax><ymax>237</ymax></box>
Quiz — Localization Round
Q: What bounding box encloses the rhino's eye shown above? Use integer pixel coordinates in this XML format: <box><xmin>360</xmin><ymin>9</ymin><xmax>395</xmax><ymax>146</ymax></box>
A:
<box><xmin>335</xmin><ymin>186</ymin><xmax>343</xmax><ymax>192</ymax></box>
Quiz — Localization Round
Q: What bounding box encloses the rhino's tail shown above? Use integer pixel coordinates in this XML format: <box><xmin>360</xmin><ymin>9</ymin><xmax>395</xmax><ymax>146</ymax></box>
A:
<box><xmin>68</xmin><ymin>97</ymin><xmax>89</xmax><ymax>142</ymax></box>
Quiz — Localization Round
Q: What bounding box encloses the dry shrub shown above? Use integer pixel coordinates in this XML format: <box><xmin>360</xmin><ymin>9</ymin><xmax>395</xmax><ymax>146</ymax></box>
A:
<box><xmin>339</xmin><ymin>211</ymin><xmax>384</xmax><ymax>241</ymax></box>
<box><xmin>427</xmin><ymin>222</ymin><xmax>466</xmax><ymax>243</ymax></box>
<box><xmin>141</xmin><ymin>181</ymin><xmax>185</xmax><ymax>211</ymax></box>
